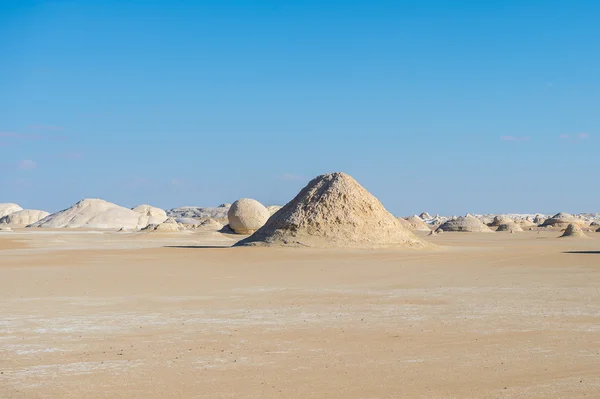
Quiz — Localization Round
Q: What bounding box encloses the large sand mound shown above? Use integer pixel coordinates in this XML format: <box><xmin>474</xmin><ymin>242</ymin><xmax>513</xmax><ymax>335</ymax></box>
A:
<box><xmin>235</xmin><ymin>172</ymin><xmax>429</xmax><ymax>248</ymax></box>
<box><xmin>0</xmin><ymin>209</ymin><xmax>49</xmax><ymax>227</ymax></box>
<box><xmin>30</xmin><ymin>199</ymin><xmax>154</xmax><ymax>230</ymax></box>
<box><xmin>0</xmin><ymin>203</ymin><xmax>23</xmax><ymax>218</ymax></box>
<box><xmin>436</xmin><ymin>215</ymin><xmax>493</xmax><ymax>233</ymax></box>
<box><xmin>559</xmin><ymin>223</ymin><xmax>588</xmax><ymax>238</ymax></box>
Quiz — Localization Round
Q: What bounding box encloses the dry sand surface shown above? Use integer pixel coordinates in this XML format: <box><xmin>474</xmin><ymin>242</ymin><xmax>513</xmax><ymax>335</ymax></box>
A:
<box><xmin>1</xmin><ymin>230</ymin><xmax>600</xmax><ymax>398</ymax></box>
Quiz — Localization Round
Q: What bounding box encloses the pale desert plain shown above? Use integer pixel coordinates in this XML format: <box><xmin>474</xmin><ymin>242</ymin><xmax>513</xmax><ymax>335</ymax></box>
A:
<box><xmin>2</xmin><ymin>227</ymin><xmax>600</xmax><ymax>398</ymax></box>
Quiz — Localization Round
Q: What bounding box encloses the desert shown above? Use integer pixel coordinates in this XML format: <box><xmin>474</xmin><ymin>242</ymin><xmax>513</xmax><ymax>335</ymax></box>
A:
<box><xmin>2</xmin><ymin>172</ymin><xmax>600</xmax><ymax>398</ymax></box>
<box><xmin>3</xmin><ymin>2</ymin><xmax>599</xmax><ymax>397</ymax></box>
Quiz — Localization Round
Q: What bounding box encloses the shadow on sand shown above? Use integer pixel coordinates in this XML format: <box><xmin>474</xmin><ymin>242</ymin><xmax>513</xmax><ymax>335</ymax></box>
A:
<box><xmin>563</xmin><ymin>251</ymin><xmax>600</xmax><ymax>255</ymax></box>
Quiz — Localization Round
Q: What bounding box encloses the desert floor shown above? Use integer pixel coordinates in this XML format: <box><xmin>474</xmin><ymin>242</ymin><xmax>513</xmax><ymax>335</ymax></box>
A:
<box><xmin>1</xmin><ymin>230</ymin><xmax>599</xmax><ymax>398</ymax></box>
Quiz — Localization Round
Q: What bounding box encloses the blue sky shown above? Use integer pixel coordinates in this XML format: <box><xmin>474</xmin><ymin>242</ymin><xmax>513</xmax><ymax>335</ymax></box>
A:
<box><xmin>1</xmin><ymin>0</ymin><xmax>598</xmax><ymax>215</ymax></box>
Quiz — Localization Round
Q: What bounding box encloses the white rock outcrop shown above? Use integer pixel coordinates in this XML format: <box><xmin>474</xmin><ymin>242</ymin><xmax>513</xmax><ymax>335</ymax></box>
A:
<box><xmin>30</xmin><ymin>199</ymin><xmax>149</xmax><ymax>230</ymax></box>
<box><xmin>228</xmin><ymin>198</ymin><xmax>270</xmax><ymax>235</ymax></box>
<box><xmin>0</xmin><ymin>209</ymin><xmax>49</xmax><ymax>227</ymax></box>
<box><xmin>0</xmin><ymin>203</ymin><xmax>23</xmax><ymax>218</ymax></box>
<box><xmin>132</xmin><ymin>204</ymin><xmax>168</xmax><ymax>227</ymax></box>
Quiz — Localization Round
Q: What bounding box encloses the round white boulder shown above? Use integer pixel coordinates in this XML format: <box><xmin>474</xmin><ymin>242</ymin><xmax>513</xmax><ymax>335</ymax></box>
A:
<box><xmin>228</xmin><ymin>198</ymin><xmax>270</xmax><ymax>235</ymax></box>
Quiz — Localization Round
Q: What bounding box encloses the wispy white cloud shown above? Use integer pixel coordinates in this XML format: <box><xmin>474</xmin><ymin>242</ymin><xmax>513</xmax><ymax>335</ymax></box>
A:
<box><xmin>500</xmin><ymin>136</ymin><xmax>530</xmax><ymax>142</ymax></box>
<box><xmin>17</xmin><ymin>159</ymin><xmax>37</xmax><ymax>170</ymax></box>
<box><xmin>560</xmin><ymin>133</ymin><xmax>591</xmax><ymax>141</ymax></box>
<box><xmin>0</xmin><ymin>131</ymin><xmax>43</xmax><ymax>140</ymax></box>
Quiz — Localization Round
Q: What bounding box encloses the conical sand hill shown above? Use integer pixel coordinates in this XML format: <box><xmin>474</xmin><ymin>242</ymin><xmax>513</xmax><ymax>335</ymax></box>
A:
<box><xmin>559</xmin><ymin>223</ymin><xmax>588</xmax><ymax>238</ymax></box>
<box><xmin>235</xmin><ymin>172</ymin><xmax>430</xmax><ymax>249</ymax></box>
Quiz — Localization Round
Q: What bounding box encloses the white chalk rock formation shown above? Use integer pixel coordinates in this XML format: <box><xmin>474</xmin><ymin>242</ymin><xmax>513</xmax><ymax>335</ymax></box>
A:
<box><xmin>436</xmin><ymin>215</ymin><xmax>493</xmax><ymax>233</ymax></box>
<box><xmin>0</xmin><ymin>209</ymin><xmax>49</xmax><ymax>227</ymax></box>
<box><xmin>235</xmin><ymin>172</ymin><xmax>429</xmax><ymax>248</ymax></box>
<box><xmin>0</xmin><ymin>203</ymin><xmax>23</xmax><ymax>218</ymax></box>
<box><xmin>132</xmin><ymin>204</ymin><xmax>168</xmax><ymax>227</ymax></box>
<box><xmin>166</xmin><ymin>204</ymin><xmax>230</xmax><ymax>220</ymax></box>
<box><xmin>30</xmin><ymin>199</ymin><xmax>146</xmax><ymax>230</ymax></box>
<box><xmin>227</xmin><ymin>198</ymin><xmax>270</xmax><ymax>235</ymax></box>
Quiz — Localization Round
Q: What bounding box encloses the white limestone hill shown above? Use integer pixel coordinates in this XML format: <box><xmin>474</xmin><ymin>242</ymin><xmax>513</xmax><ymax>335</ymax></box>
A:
<box><xmin>235</xmin><ymin>172</ymin><xmax>429</xmax><ymax>249</ymax></box>
<box><xmin>30</xmin><ymin>199</ymin><xmax>159</xmax><ymax>230</ymax></box>
<box><xmin>0</xmin><ymin>209</ymin><xmax>50</xmax><ymax>227</ymax></box>
<box><xmin>0</xmin><ymin>203</ymin><xmax>23</xmax><ymax>218</ymax></box>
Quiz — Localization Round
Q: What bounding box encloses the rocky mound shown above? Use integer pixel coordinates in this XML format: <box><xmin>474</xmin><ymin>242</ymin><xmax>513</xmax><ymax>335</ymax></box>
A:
<box><xmin>489</xmin><ymin>216</ymin><xmax>512</xmax><ymax>227</ymax></box>
<box><xmin>166</xmin><ymin>204</ymin><xmax>230</xmax><ymax>219</ymax></box>
<box><xmin>497</xmin><ymin>222</ymin><xmax>524</xmax><ymax>232</ymax></box>
<box><xmin>559</xmin><ymin>223</ymin><xmax>588</xmax><ymax>238</ymax></box>
<box><xmin>0</xmin><ymin>209</ymin><xmax>49</xmax><ymax>227</ymax></box>
<box><xmin>541</xmin><ymin>212</ymin><xmax>579</xmax><ymax>228</ymax></box>
<box><xmin>235</xmin><ymin>172</ymin><xmax>429</xmax><ymax>248</ymax></box>
<box><xmin>436</xmin><ymin>215</ymin><xmax>493</xmax><ymax>233</ymax></box>
<box><xmin>0</xmin><ymin>203</ymin><xmax>23</xmax><ymax>218</ymax></box>
<box><xmin>30</xmin><ymin>199</ymin><xmax>149</xmax><ymax>230</ymax></box>
<box><xmin>404</xmin><ymin>215</ymin><xmax>431</xmax><ymax>231</ymax></box>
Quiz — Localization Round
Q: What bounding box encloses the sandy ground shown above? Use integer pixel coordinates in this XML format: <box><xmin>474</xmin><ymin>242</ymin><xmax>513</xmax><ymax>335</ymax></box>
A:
<box><xmin>1</xmin><ymin>229</ymin><xmax>599</xmax><ymax>398</ymax></box>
